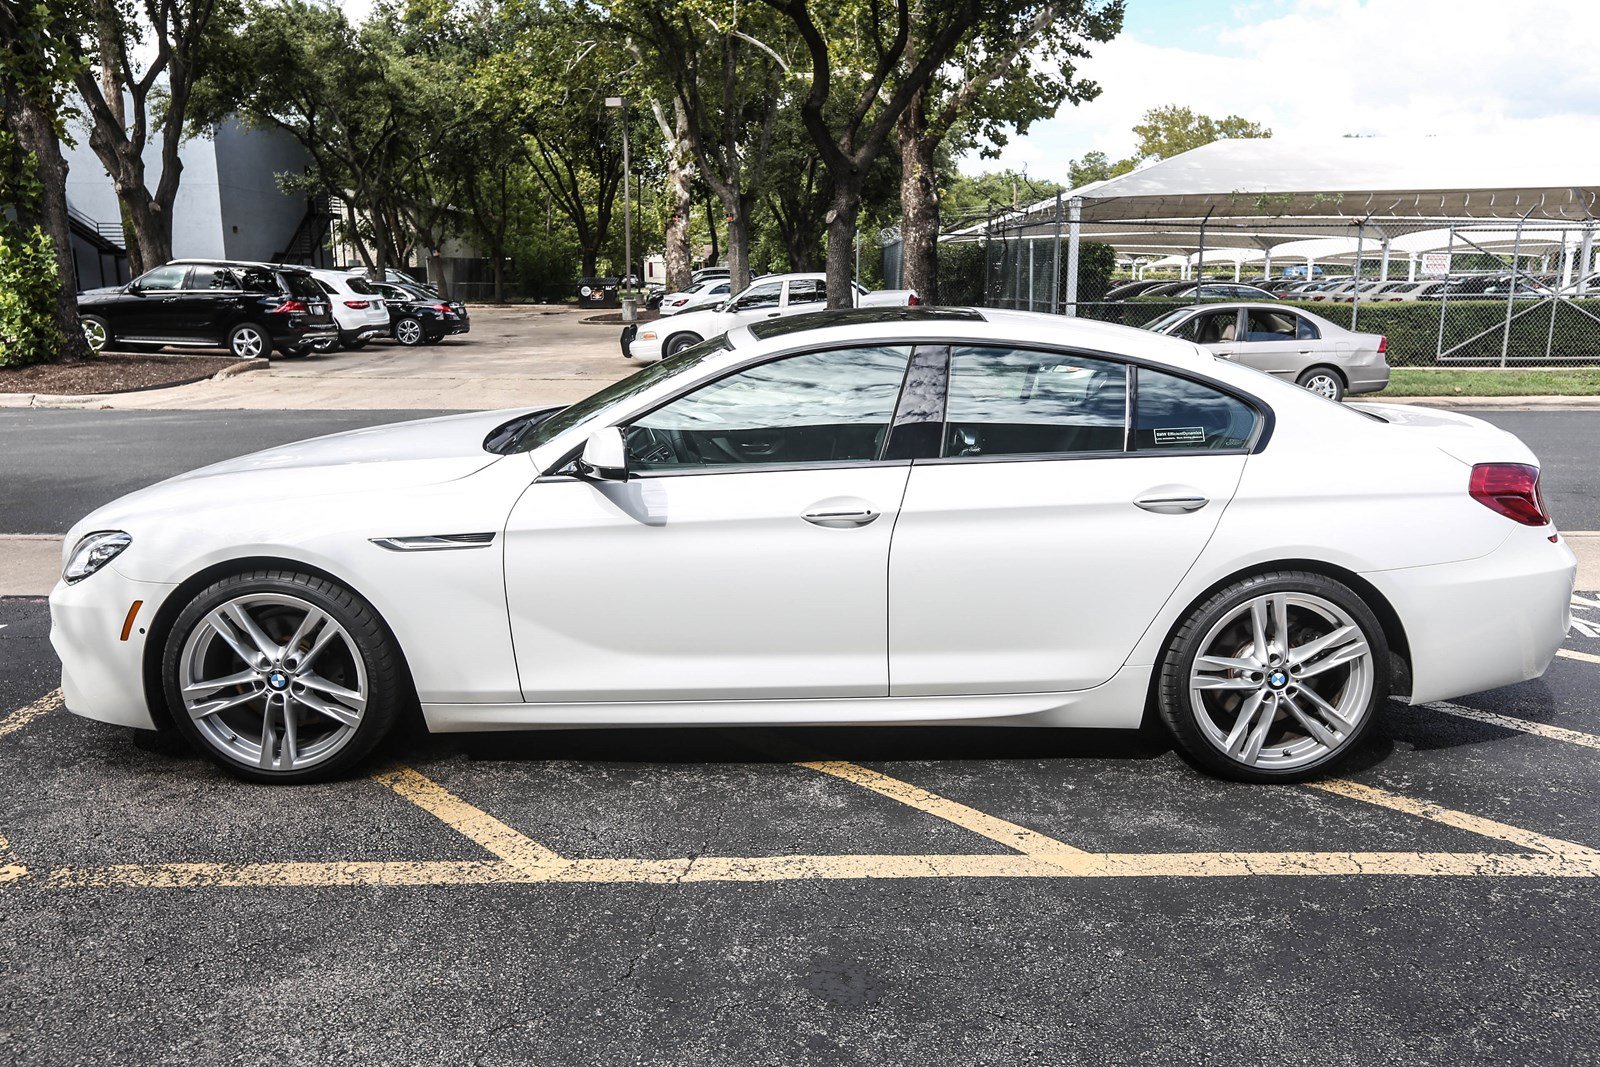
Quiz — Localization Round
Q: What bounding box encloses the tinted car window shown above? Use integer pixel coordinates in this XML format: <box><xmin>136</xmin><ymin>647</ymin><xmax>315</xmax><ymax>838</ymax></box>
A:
<box><xmin>376</xmin><ymin>283</ymin><xmax>408</xmax><ymax>302</ymax></box>
<box><xmin>136</xmin><ymin>265</ymin><xmax>189</xmax><ymax>291</ymax></box>
<box><xmin>944</xmin><ymin>347</ymin><xmax>1126</xmax><ymax>458</ymax></box>
<box><xmin>1134</xmin><ymin>369</ymin><xmax>1259</xmax><ymax>451</ymax></box>
<box><xmin>1295</xmin><ymin>315</ymin><xmax>1320</xmax><ymax>340</ymax></box>
<box><xmin>283</xmin><ymin>273</ymin><xmax>323</xmax><ymax>300</ymax></box>
<box><xmin>626</xmin><ymin>346</ymin><xmax>912</xmax><ymax>471</ymax></box>
<box><xmin>732</xmin><ymin>282</ymin><xmax>781</xmax><ymax>311</ymax></box>
<box><xmin>787</xmin><ymin>278</ymin><xmax>825</xmax><ymax>305</ymax></box>
<box><xmin>187</xmin><ymin>266</ymin><xmax>241</xmax><ymax>290</ymax></box>
<box><xmin>315</xmin><ymin>279</ymin><xmax>337</xmax><ymax>296</ymax></box>
<box><xmin>346</xmin><ymin>277</ymin><xmax>378</xmax><ymax>296</ymax></box>
<box><xmin>239</xmin><ymin>267</ymin><xmax>278</xmax><ymax>294</ymax></box>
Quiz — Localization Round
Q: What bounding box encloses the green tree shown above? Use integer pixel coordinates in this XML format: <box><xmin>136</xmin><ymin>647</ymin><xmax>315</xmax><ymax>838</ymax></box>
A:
<box><xmin>1130</xmin><ymin>103</ymin><xmax>1270</xmax><ymax>163</ymax></box>
<box><xmin>894</xmin><ymin>0</ymin><xmax>1122</xmax><ymax>302</ymax></box>
<box><xmin>1</xmin><ymin>0</ymin><xmax>90</xmax><ymax>362</ymax></box>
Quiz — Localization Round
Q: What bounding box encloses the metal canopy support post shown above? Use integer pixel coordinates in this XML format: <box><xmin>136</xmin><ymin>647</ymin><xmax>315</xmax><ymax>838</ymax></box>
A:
<box><xmin>1194</xmin><ymin>206</ymin><xmax>1214</xmax><ymax>286</ymax></box>
<box><xmin>1379</xmin><ymin>235</ymin><xmax>1391</xmax><ymax>281</ymax></box>
<box><xmin>1579</xmin><ymin>221</ymin><xmax>1595</xmax><ymax>298</ymax></box>
<box><xmin>1501</xmin><ymin>208</ymin><xmax>1535</xmax><ymax>367</ymax></box>
<box><xmin>1435</xmin><ymin>225</ymin><xmax>1456</xmax><ymax>361</ymax></box>
<box><xmin>1050</xmin><ymin>192</ymin><xmax>1063</xmax><ymax>315</ymax></box>
<box><xmin>1028</xmin><ymin>238</ymin><xmax>1036</xmax><ymax>312</ymax></box>
<box><xmin>1063</xmin><ymin>196</ymin><xmax>1082</xmax><ymax>318</ymax></box>
<box><xmin>1351</xmin><ymin>220</ymin><xmax>1366</xmax><ymax>332</ymax></box>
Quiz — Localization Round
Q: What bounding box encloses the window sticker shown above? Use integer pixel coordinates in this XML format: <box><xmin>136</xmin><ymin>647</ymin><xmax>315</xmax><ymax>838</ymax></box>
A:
<box><xmin>1152</xmin><ymin>426</ymin><xmax>1207</xmax><ymax>446</ymax></box>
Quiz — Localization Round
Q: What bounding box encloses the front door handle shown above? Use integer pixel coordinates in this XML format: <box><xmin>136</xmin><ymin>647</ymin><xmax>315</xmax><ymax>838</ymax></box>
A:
<box><xmin>802</xmin><ymin>507</ymin><xmax>879</xmax><ymax>529</ymax></box>
<box><xmin>1134</xmin><ymin>493</ymin><xmax>1209</xmax><ymax>514</ymax></box>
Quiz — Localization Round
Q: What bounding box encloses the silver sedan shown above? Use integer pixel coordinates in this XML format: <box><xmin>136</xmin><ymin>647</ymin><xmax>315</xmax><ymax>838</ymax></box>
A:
<box><xmin>1144</xmin><ymin>303</ymin><xmax>1390</xmax><ymax>401</ymax></box>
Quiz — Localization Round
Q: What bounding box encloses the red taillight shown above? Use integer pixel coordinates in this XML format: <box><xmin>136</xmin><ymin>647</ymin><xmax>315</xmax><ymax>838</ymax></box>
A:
<box><xmin>271</xmin><ymin>299</ymin><xmax>308</xmax><ymax>314</ymax></box>
<box><xmin>1377</xmin><ymin>336</ymin><xmax>1388</xmax><ymax>353</ymax></box>
<box><xmin>908</xmin><ymin>293</ymin><xmax>921</xmax><ymax>306</ymax></box>
<box><xmin>1469</xmin><ymin>463</ymin><xmax>1550</xmax><ymax>526</ymax></box>
<box><xmin>343</xmin><ymin>300</ymin><xmax>370</xmax><ymax>309</ymax></box>
<box><xmin>435</xmin><ymin>303</ymin><xmax>452</xmax><ymax>315</ymax></box>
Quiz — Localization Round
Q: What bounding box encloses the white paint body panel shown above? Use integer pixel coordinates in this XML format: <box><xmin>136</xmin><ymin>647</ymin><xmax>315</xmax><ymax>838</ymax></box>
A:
<box><xmin>49</xmin><ymin>310</ymin><xmax>1574</xmax><ymax>739</ymax></box>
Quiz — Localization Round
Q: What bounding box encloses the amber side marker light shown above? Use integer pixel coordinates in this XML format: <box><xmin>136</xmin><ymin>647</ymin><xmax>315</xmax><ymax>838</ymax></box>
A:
<box><xmin>120</xmin><ymin>600</ymin><xmax>144</xmax><ymax>642</ymax></box>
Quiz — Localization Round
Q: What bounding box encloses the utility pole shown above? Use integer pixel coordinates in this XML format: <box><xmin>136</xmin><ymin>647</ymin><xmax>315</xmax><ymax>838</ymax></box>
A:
<box><xmin>607</xmin><ymin>96</ymin><xmax>634</xmax><ymax>322</ymax></box>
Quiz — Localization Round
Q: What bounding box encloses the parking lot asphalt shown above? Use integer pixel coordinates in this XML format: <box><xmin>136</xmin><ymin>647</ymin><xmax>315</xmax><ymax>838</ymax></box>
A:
<box><xmin>3</xmin><ymin>591</ymin><xmax>1600</xmax><ymax>1064</ymax></box>
<box><xmin>5</xmin><ymin>402</ymin><xmax>1600</xmax><ymax>1062</ymax></box>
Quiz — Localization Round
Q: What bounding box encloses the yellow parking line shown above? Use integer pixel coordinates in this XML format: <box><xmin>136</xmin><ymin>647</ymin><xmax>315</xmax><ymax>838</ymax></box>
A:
<box><xmin>794</xmin><ymin>758</ymin><xmax>1086</xmax><ymax>858</ymax></box>
<box><xmin>370</xmin><ymin>764</ymin><xmax>564</xmax><ymax>868</ymax></box>
<box><xmin>1308</xmin><ymin>778</ymin><xmax>1598</xmax><ymax>856</ymax></box>
<box><xmin>33</xmin><ymin>848</ymin><xmax>1600</xmax><ymax>888</ymax></box>
<box><xmin>0</xmin><ymin>689</ymin><xmax>62</xmax><ymax>741</ymax></box>
<box><xmin>1429</xmin><ymin>700</ymin><xmax>1600</xmax><ymax>752</ymax></box>
<box><xmin>1557</xmin><ymin>648</ymin><xmax>1600</xmax><ymax>665</ymax></box>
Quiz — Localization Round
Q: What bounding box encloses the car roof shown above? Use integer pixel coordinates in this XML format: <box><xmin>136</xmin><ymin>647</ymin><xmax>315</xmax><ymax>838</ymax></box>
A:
<box><xmin>168</xmin><ymin>258</ymin><xmax>309</xmax><ymax>274</ymax></box>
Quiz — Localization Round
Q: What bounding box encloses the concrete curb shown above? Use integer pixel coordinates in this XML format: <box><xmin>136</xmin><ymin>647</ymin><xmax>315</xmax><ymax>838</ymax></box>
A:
<box><xmin>212</xmin><ymin>359</ymin><xmax>270</xmax><ymax>380</ymax></box>
<box><xmin>1372</xmin><ymin>395</ymin><xmax>1600</xmax><ymax>408</ymax></box>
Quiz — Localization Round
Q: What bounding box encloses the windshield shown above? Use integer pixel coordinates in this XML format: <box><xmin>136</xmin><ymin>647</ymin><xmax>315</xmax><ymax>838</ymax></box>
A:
<box><xmin>496</xmin><ymin>336</ymin><xmax>733</xmax><ymax>455</ymax></box>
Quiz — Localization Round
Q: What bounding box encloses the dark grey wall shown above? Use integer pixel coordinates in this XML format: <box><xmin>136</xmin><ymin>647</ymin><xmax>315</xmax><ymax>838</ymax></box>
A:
<box><xmin>213</xmin><ymin>120</ymin><xmax>322</xmax><ymax>262</ymax></box>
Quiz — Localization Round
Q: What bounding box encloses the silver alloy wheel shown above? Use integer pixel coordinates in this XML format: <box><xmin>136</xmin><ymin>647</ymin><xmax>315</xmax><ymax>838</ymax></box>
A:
<box><xmin>82</xmin><ymin>318</ymin><xmax>107</xmax><ymax>353</ymax></box>
<box><xmin>1188</xmin><ymin>591</ymin><xmax>1374</xmax><ymax>771</ymax></box>
<box><xmin>178</xmin><ymin>593</ymin><xmax>368</xmax><ymax>772</ymax></box>
<box><xmin>1302</xmin><ymin>372</ymin><xmax>1341</xmax><ymax>400</ymax></box>
<box><xmin>396</xmin><ymin>319</ymin><xmax>422</xmax><ymax>345</ymax></box>
<box><xmin>231</xmin><ymin>326</ymin><xmax>266</xmax><ymax>359</ymax></box>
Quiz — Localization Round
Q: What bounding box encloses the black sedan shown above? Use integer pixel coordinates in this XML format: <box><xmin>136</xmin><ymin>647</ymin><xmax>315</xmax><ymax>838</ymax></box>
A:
<box><xmin>77</xmin><ymin>260</ymin><xmax>336</xmax><ymax>359</ymax></box>
<box><xmin>372</xmin><ymin>281</ymin><xmax>471</xmax><ymax>346</ymax></box>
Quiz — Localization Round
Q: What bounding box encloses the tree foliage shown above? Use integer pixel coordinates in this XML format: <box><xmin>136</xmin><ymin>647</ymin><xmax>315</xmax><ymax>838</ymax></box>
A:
<box><xmin>1130</xmin><ymin>103</ymin><xmax>1271</xmax><ymax>163</ymax></box>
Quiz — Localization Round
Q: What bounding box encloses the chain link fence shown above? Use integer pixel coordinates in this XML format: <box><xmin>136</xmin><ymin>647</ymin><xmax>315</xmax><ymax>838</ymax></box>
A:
<box><xmin>922</xmin><ymin>210</ymin><xmax>1600</xmax><ymax>367</ymax></box>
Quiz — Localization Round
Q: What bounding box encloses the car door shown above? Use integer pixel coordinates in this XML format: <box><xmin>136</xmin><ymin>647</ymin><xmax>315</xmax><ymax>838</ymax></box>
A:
<box><xmin>719</xmin><ymin>279</ymin><xmax>784</xmax><ymax>328</ymax></box>
<box><xmin>177</xmin><ymin>265</ymin><xmax>244</xmax><ymax>343</ymax></box>
<box><xmin>1174</xmin><ymin>308</ymin><xmax>1241</xmax><ymax>358</ymax></box>
<box><xmin>1232</xmin><ymin>307</ymin><xmax>1315</xmax><ymax>379</ymax></box>
<box><xmin>118</xmin><ymin>264</ymin><xmax>191</xmax><ymax>339</ymax></box>
<box><xmin>503</xmin><ymin>343</ymin><xmax>918</xmax><ymax>702</ymax></box>
<box><xmin>783</xmin><ymin>277</ymin><xmax>827</xmax><ymax>312</ymax></box>
<box><xmin>888</xmin><ymin>347</ymin><xmax>1258</xmax><ymax>695</ymax></box>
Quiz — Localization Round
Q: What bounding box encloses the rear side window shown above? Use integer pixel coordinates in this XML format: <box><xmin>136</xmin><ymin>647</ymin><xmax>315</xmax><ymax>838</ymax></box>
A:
<box><xmin>239</xmin><ymin>267</ymin><xmax>278</xmax><ymax>294</ymax></box>
<box><xmin>282</xmin><ymin>272</ymin><xmax>322</xmax><ymax>300</ymax></box>
<box><xmin>787</xmin><ymin>278</ymin><xmax>825</xmax><ymax>305</ymax></box>
<box><xmin>943</xmin><ymin>347</ymin><xmax>1126</xmax><ymax>458</ymax></box>
<box><xmin>1134</xmin><ymin>368</ymin><xmax>1259</xmax><ymax>451</ymax></box>
<box><xmin>1244</xmin><ymin>309</ymin><xmax>1297</xmax><ymax>341</ymax></box>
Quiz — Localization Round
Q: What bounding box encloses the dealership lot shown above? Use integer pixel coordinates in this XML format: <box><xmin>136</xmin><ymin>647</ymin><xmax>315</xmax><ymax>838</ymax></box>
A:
<box><xmin>4</xmin><ymin>405</ymin><xmax>1600</xmax><ymax>1062</ymax></box>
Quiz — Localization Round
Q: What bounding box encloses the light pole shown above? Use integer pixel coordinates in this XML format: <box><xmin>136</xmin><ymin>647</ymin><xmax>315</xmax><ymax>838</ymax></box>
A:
<box><xmin>606</xmin><ymin>96</ymin><xmax>634</xmax><ymax>323</ymax></box>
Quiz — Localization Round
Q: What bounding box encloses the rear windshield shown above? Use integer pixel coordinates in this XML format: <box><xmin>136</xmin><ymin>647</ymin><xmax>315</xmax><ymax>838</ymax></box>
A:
<box><xmin>282</xmin><ymin>272</ymin><xmax>323</xmax><ymax>299</ymax></box>
<box><xmin>347</xmin><ymin>277</ymin><xmax>378</xmax><ymax>296</ymax></box>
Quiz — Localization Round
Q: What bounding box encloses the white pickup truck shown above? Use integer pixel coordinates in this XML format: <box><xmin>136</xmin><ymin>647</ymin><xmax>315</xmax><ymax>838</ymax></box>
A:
<box><xmin>621</xmin><ymin>272</ymin><xmax>919</xmax><ymax>360</ymax></box>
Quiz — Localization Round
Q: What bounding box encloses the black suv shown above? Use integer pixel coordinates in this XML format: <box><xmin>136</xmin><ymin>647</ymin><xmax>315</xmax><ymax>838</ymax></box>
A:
<box><xmin>371</xmin><ymin>280</ymin><xmax>471</xmax><ymax>346</ymax></box>
<box><xmin>78</xmin><ymin>260</ymin><xmax>336</xmax><ymax>359</ymax></box>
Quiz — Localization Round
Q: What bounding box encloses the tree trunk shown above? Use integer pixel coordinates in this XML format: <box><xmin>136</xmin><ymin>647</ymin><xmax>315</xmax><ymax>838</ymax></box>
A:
<box><xmin>492</xmin><ymin>253</ymin><xmax>504</xmax><ymax>304</ymax></box>
<box><xmin>581</xmin><ymin>248</ymin><xmax>598</xmax><ymax>278</ymax></box>
<box><xmin>824</xmin><ymin>186</ymin><xmax>861</xmax><ymax>309</ymax></box>
<box><xmin>13</xmin><ymin>96</ymin><xmax>90</xmax><ymax>361</ymax></box>
<box><xmin>897</xmin><ymin>96</ymin><xmax>940</xmax><ymax>304</ymax></box>
<box><xmin>662</xmin><ymin>118</ymin><xmax>694</xmax><ymax>292</ymax></box>
<box><xmin>719</xmin><ymin>191</ymin><xmax>752</xmax><ymax>294</ymax></box>
<box><xmin>704</xmin><ymin>195</ymin><xmax>719</xmax><ymax>267</ymax></box>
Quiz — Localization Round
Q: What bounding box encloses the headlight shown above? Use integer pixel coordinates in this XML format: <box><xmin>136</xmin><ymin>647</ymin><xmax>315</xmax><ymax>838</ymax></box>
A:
<box><xmin>640</xmin><ymin>331</ymin><xmax>657</xmax><ymax>340</ymax></box>
<box><xmin>63</xmin><ymin>531</ymin><xmax>131</xmax><ymax>584</ymax></box>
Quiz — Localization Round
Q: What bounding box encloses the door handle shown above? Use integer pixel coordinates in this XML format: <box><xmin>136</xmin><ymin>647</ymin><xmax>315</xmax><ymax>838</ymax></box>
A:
<box><xmin>802</xmin><ymin>507</ymin><xmax>879</xmax><ymax>528</ymax></box>
<box><xmin>1134</xmin><ymin>494</ymin><xmax>1209</xmax><ymax>514</ymax></box>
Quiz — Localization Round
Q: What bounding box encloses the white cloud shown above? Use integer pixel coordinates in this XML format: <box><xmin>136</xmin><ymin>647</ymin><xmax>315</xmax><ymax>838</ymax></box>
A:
<box><xmin>971</xmin><ymin>0</ymin><xmax>1600</xmax><ymax>182</ymax></box>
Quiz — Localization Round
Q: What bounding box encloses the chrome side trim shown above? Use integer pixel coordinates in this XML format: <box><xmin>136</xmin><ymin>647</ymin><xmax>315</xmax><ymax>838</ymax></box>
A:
<box><xmin>370</xmin><ymin>532</ymin><xmax>497</xmax><ymax>552</ymax></box>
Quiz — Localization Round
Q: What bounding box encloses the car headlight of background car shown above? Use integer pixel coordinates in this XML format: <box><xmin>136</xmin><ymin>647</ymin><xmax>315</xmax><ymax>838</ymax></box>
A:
<box><xmin>63</xmin><ymin>531</ymin><xmax>132</xmax><ymax>584</ymax></box>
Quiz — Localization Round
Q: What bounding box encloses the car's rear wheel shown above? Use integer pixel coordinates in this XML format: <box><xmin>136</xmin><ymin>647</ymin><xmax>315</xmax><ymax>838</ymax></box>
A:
<box><xmin>1296</xmin><ymin>366</ymin><xmax>1345</xmax><ymax>402</ymax></box>
<box><xmin>81</xmin><ymin>315</ymin><xmax>110</xmax><ymax>354</ymax></box>
<box><xmin>665</xmin><ymin>332</ymin><xmax>702</xmax><ymax>357</ymax></box>
<box><xmin>1156</xmin><ymin>571</ymin><xmax>1389</xmax><ymax>782</ymax></box>
<box><xmin>395</xmin><ymin>317</ymin><xmax>425</xmax><ymax>346</ymax></box>
<box><xmin>227</xmin><ymin>323</ymin><xmax>269</xmax><ymax>360</ymax></box>
<box><xmin>161</xmin><ymin>570</ymin><xmax>406</xmax><ymax>783</ymax></box>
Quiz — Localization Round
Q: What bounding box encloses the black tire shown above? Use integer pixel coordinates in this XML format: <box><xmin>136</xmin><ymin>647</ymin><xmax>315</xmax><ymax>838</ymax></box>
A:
<box><xmin>161</xmin><ymin>569</ymin><xmax>408</xmax><ymax>784</ymax></box>
<box><xmin>664</xmin><ymin>332</ymin><xmax>702</xmax><ymax>357</ymax></box>
<box><xmin>394</xmin><ymin>317</ymin><xmax>427</xmax><ymax>346</ymax></box>
<box><xmin>81</xmin><ymin>314</ymin><xmax>111</xmax><ymax>354</ymax></box>
<box><xmin>1155</xmin><ymin>570</ymin><xmax>1389</xmax><ymax>783</ymax></box>
<box><xmin>1296</xmin><ymin>365</ymin><xmax>1346</xmax><ymax>402</ymax></box>
<box><xmin>226</xmin><ymin>322</ymin><xmax>271</xmax><ymax>360</ymax></box>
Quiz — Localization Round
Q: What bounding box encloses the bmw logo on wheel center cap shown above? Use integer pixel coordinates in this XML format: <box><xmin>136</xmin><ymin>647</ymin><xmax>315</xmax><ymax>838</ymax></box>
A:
<box><xmin>1268</xmin><ymin>670</ymin><xmax>1288</xmax><ymax>689</ymax></box>
<box><xmin>267</xmin><ymin>671</ymin><xmax>289</xmax><ymax>691</ymax></box>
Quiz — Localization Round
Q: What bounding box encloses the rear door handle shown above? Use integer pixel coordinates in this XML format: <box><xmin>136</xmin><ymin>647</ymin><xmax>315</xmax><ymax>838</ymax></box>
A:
<box><xmin>1134</xmin><ymin>494</ymin><xmax>1209</xmax><ymax>514</ymax></box>
<box><xmin>802</xmin><ymin>507</ymin><xmax>879</xmax><ymax>528</ymax></box>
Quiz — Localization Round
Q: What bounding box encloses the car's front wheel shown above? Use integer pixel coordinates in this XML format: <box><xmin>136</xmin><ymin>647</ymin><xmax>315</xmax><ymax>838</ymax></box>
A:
<box><xmin>665</xmin><ymin>332</ymin><xmax>702</xmax><ymax>357</ymax></box>
<box><xmin>81</xmin><ymin>315</ymin><xmax>110</xmax><ymax>354</ymax></box>
<box><xmin>1156</xmin><ymin>570</ymin><xmax>1389</xmax><ymax>782</ymax></box>
<box><xmin>161</xmin><ymin>570</ymin><xmax>407</xmax><ymax>783</ymax></box>
<box><xmin>1296</xmin><ymin>365</ymin><xmax>1346</xmax><ymax>401</ymax></box>
<box><xmin>227</xmin><ymin>323</ymin><xmax>269</xmax><ymax>360</ymax></box>
<box><xmin>394</xmin><ymin>317</ymin><xmax>426</xmax><ymax>346</ymax></box>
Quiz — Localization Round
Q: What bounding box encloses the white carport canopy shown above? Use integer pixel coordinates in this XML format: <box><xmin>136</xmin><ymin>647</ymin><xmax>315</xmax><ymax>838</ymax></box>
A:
<box><xmin>944</xmin><ymin>133</ymin><xmax>1600</xmax><ymax>306</ymax></box>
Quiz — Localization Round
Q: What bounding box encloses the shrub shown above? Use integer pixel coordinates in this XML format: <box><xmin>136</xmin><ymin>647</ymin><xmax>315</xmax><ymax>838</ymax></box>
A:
<box><xmin>0</xmin><ymin>226</ymin><xmax>65</xmax><ymax>368</ymax></box>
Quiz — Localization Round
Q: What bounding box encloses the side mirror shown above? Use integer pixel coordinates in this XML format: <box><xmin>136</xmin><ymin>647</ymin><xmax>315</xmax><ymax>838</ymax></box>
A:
<box><xmin>578</xmin><ymin>427</ymin><xmax>628</xmax><ymax>481</ymax></box>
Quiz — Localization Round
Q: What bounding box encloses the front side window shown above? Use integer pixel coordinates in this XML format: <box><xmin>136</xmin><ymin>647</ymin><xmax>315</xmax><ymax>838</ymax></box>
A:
<box><xmin>625</xmin><ymin>346</ymin><xmax>913</xmax><ymax>471</ymax></box>
<box><xmin>136</xmin><ymin>265</ymin><xmax>188</xmax><ymax>291</ymax></box>
<box><xmin>186</xmin><ymin>266</ymin><xmax>241</xmax><ymax>290</ymax></box>
<box><xmin>943</xmin><ymin>347</ymin><xmax>1126</xmax><ymax>458</ymax></box>
<box><xmin>1134</xmin><ymin>368</ymin><xmax>1259</xmax><ymax>451</ymax></box>
<box><xmin>731</xmin><ymin>282</ymin><xmax>781</xmax><ymax>312</ymax></box>
<box><xmin>1184</xmin><ymin>310</ymin><xmax>1238</xmax><ymax>344</ymax></box>
<box><xmin>787</xmin><ymin>278</ymin><xmax>826</xmax><ymax>305</ymax></box>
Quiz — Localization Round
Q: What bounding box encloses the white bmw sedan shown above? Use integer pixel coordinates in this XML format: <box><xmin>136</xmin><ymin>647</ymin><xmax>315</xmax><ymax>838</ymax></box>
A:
<box><xmin>51</xmin><ymin>308</ymin><xmax>1575</xmax><ymax>784</ymax></box>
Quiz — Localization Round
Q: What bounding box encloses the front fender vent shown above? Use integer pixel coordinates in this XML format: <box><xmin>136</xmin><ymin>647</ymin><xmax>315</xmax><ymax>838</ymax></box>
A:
<box><xmin>370</xmin><ymin>532</ymin><xmax>496</xmax><ymax>552</ymax></box>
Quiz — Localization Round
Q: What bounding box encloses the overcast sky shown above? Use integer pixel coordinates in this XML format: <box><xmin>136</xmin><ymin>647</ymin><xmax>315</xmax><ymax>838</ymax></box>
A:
<box><xmin>977</xmin><ymin>0</ymin><xmax>1600</xmax><ymax>181</ymax></box>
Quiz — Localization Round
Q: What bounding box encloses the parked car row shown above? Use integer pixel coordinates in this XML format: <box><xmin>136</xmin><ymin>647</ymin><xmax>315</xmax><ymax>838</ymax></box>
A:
<box><xmin>77</xmin><ymin>259</ymin><xmax>471</xmax><ymax>359</ymax></box>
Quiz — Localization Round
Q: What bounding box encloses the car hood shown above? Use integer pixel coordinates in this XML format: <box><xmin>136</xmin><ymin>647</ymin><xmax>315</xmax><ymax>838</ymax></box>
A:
<box><xmin>73</xmin><ymin>409</ymin><xmax>525</xmax><ymax>533</ymax></box>
<box><xmin>78</xmin><ymin>285</ymin><xmax>124</xmax><ymax>299</ymax></box>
